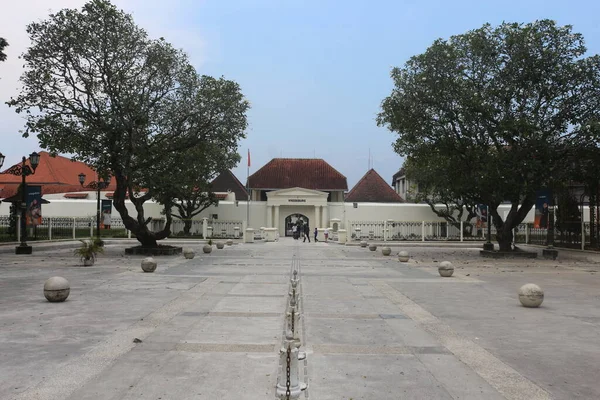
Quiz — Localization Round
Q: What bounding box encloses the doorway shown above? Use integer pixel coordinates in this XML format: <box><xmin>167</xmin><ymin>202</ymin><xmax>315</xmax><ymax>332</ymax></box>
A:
<box><xmin>285</xmin><ymin>214</ymin><xmax>309</xmax><ymax>237</ymax></box>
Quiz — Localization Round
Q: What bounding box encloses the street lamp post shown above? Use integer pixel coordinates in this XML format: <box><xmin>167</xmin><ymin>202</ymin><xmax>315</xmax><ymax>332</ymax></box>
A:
<box><xmin>0</xmin><ymin>151</ymin><xmax>41</xmax><ymax>254</ymax></box>
<box><xmin>78</xmin><ymin>173</ymin><xmax>110</xmax><ymax>240</ymax></box>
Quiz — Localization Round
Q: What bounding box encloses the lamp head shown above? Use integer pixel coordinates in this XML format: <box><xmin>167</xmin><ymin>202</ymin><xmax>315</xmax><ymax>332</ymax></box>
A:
<box><xmin>29</xmin><ymin>152</ymin><xmax>40</xmax><ymax>171</ymax></box>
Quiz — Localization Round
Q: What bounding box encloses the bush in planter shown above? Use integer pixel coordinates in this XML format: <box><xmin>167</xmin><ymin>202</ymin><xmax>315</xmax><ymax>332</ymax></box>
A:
<box><xmin>74</xmin><ymin>239</ymin><xmax>104</xmax><ymax>266</ymax></box>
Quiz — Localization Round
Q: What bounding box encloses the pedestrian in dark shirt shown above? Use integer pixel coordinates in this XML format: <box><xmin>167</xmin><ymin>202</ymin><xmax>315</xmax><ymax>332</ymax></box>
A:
<box><xmin>303</xmin><ymin>225</ymin><xmax>310</xmax><ymax>242</ymax></box>
<box><xmin>314</xmin><ymin>227</ymin><xmax>319</xmax><ymax>242</ymax></box>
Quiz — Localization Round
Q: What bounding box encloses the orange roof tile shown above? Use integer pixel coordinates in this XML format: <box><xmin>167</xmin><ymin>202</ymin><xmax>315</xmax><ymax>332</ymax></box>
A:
<box><xmin>248</xmin><ymin>158</ymin><xmax>347</xmax><ymax>190</ymax></box>
<box><xmin>64</xmin><ymin>193</ymin><xmax>89</xmax><ymax>199</ymax></box>
<box><xmin>345</xmin><ymin>169</ymin><xmax>404</xmax><ymax>203</ymax></box>
<box><xmin>0</xmin><ymin>152</ymin><xmax>117</xmax><ymax>199</ymax></box>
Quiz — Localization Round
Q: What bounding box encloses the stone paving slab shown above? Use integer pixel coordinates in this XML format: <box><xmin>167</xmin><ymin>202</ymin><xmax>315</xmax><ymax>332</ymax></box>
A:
<box><xmin>1</xmin><ymin>239</ymin><xmax>599</xmax><ymax>399</ymax></box>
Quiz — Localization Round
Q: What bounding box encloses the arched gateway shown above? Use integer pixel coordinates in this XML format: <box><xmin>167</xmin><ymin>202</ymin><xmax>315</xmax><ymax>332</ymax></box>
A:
<box><xmin>265</xmin><ymin>187</ymin><xmax>329</xmax><ymax>235</ymax></box>
<box><xmin>284</xmin><ymin>214</ymin><xmax>309</xmax><ymax>237</ymax></box>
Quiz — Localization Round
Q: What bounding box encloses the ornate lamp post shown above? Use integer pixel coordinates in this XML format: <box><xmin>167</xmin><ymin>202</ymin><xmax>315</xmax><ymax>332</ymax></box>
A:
<box><xmin>78</xmin><ymin>173</ymin><xmax>110</xmax><ymax>239</ymax></box>
<box><xmin>0</xmin><ymin>151</ymin><xmax>41</xmax><ymax>254</ymax></box>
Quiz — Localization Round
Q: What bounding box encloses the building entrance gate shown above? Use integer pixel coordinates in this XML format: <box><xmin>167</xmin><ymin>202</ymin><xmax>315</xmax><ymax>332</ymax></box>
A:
<box><xmin>285</xmin><ymin>214</ymin><xmax>309</xmax><ymax>237</ymax></box>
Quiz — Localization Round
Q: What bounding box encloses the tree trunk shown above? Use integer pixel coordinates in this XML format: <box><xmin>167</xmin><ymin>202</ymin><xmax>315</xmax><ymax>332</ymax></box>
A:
<box><xmin>183</xmin><ymin>219</ymin><xmax>192</xmax><ymax>235</ymax></box>
<box><xmin>489</xmin><ymin>198</ymin><xmax>535</xmax><ymax>252</ymax></box>
<box><xmin>111</xmin><ymin>172</ymin><xmax>171</xmax><ymax>248</ymax></box>
<box><xmin>496</xmin><ymin>227</ymin><xmax>513</xmax><ymax>252</ymax></box>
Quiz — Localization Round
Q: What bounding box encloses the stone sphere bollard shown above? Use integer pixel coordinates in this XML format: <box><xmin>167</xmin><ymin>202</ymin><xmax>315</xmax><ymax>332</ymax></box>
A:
<box><xmin>369</xmin><ymin>244</ymin><xmax>377</xmax><ymax>251</ymax></box>
<box><xmin>141</xmin><ymin>257</ymin><xmax>157</xmax><ymax>273</ymax></box>
<box><xmin>518</xmin><ymin>284</ymin><xmax>544</xmax><ymax>308</ymax></box>
<box><xmin>438</xmin><ymin>261</ymin><xmax>454</xmax><ymax>277</ymax></box>
<box><xmin>381</xmin><ymin>246</ymin><xmax>391</xmax><ymax>256</ymax></box>
<box><xmin>216</xmin><ymin>242</ymin><xmax>225</xmax><ymax>249</ymax></box>
<box><xmin>226</xmin><ymin>239</ymin><xmax>233</xmax><ymax>246</ymax></box>
<box><xmin>398</xmin><ymin>251</ymin><xmax>409</xmax><ymax>262</ymax></box>
<box><xmin>183</xmin><ymin>248</ymin><xmax>195</xmax><ymax>259</ymax></box>
<box><xmin>360</xmin><ymin>241</ymin><xmax>368</xmax><ymax>248</ymax></box>
<box><xmin>44</xmin><ymin>277</ymin><xmax>70</xmax><ymax>302</ymax></box>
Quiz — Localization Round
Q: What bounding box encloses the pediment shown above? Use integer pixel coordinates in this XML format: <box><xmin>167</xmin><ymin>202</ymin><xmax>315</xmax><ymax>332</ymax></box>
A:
<box><xmin>266</xmin><ymin>187</ymin><xmax>328</xmax><ymax>198</ymax></box>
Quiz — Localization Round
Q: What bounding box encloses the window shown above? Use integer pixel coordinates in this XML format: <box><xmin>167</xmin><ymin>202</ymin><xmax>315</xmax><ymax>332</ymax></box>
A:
<box><xmin>211</xmin><ymin>214</ymin><xmax>218</xmax><ymax>220</ymax></box>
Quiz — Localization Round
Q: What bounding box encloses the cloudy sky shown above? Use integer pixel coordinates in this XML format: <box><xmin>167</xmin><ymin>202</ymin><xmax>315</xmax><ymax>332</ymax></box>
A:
<box><xmin>2</xmin><ymin>0</ymin><xmax>600</xmax><ymax>189</ymax></box>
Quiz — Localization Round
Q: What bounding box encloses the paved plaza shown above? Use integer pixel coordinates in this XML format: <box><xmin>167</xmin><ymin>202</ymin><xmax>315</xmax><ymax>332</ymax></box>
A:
<box><xmin>0</xmin><ymin>239</ymin><xmax>599</xmax><ymax>399</ymax></box>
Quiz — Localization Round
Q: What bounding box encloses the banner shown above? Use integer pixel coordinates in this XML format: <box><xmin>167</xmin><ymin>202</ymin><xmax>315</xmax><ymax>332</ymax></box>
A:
<box><xmin>475</xmin><ymin>204</ymin><xmax>488</xmax><ymax>228</ymax></box>
<box><xmin>101</xmin><ymin>199</ymin><xmax>112</xmax><ymax>229</ymax></box>
<box><xmin>534</xmin><ymin>189</ymin><xmax>552</xmax><ymax>229</ymax></box>
<box><xmin>26</xmin><ymin>185</ymin><xmax>42</xmax><ymax>226</ymax></box>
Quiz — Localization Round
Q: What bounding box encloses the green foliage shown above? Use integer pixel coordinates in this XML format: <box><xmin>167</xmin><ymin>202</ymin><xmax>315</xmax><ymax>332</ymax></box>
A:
<box><xmin>0</xmin><ymin>37</ymin><xmax>7</xmax><ymax>62</ymax></box>
<box><xmin>378</xmin><ymin>20</ymin><xmax>600</xmax><ymax>249</ymax></box>
<box><xmin>73</xmin><ymin>239</ymin><xmax>104</xmax><ymax>262</ymax></box>
<box><xmin>8</xmin><ymin>0</ymin><xmax>249</xmax><ymax>248</ymax></box>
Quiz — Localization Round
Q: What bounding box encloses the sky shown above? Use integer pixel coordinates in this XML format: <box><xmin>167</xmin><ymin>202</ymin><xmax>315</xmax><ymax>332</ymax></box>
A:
<box><xmin>2</xmin><ymin>0</ymin><xmax>600</xmax><ymax>190</ymax></box>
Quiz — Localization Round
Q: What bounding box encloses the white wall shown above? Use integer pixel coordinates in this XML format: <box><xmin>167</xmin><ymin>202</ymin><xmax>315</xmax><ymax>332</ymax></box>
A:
<box><xmin>0</xmin><ymin>198</ymin><xmax>588</xmax><ymax>226</ymax></box>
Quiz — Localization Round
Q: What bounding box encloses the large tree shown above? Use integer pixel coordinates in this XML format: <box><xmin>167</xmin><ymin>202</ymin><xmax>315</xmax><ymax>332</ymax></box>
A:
<box><xmin>378</xmin><ymin>20</ymin><xmax>600</xmax><ymax>251</ymax></box>
<box><xmin>8</xmin><ymin>0</ymin><xmax>249</xmax><ymax>247</ymax></box>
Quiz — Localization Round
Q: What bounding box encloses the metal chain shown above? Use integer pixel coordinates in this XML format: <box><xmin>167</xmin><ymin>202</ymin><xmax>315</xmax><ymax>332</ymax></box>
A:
<box><xmin>291</xmin><ymin>309</ymin><xmax>295</xmax><ymax>334</ymax></box>
<box><xmin>286</xmin><ymin>344</ymin><xmax>291</xmax><ymax>399</ymax></box>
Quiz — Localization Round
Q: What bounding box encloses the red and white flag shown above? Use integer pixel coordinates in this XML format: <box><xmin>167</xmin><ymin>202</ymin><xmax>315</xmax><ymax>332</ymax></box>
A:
<box><xmin>247</xmin><ymin>149</ymin><xmax>251</xmax><ymax>167</ymax></box>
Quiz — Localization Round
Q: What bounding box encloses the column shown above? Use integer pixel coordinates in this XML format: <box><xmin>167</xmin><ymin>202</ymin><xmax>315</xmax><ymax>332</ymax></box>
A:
<box><xmin>314</xmin><ymin>206</ymin><xmax>321</xmax><ymax>228</ymax></box>
<box><xmin>322</xmin><ymin>205</ymin><xmax>329</xmax><ymax>229</ymax></box>
<box><xmin>274</xmin><ymin>206</ymin><xmax>280</xmax><ymax>234</ymax></box>
<box><xmin>202</xmin><ymin>217</ymin><xmax>208</xmax><ymax>239</ymax></box>
<box><xmin>267</xmin><ymin>205</ymin><xmax>273</xmax><ymax>228</ymax></box>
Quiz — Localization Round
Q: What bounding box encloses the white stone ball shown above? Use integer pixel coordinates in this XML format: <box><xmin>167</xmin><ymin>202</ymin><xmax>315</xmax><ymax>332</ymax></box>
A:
<box><xmin>518</xmin><ymin>284</ymin><xmax>544</xmax><ymax>308</ymax></box>
<box><xmin>398</xmin><ymin>251</ymin><xmax>409</xmax><ymax>262</ymax></box>
<box><xmin>438</xmin><ymin>261</ymin><xmax>454</xmax><ymax>277</ymax></box>
<box><xmin>381</xmin><ymin>246</ymin><xmax>391</xmax><ymax>256</ymax></box>
<box><xmin>44</xmin><ymin>277</ymin><xmax>70</xmax><ymax>302</ymax></box>
<box><xmin>369</xmin><ymin>244</ymin><xmax>377</xmax><ymax>251</ymax></box>
<box><xmin>226</xmin><ymin>239</ymin><xmax>233</xmax><ymax>246</ymax></box>
<box><xmin>216</xmin><ymin>242</ymin><xmax>225</xmax><ymax>249</ymax></box>
<box><xmin>360</xmin><ymin>241</ymin><xmax>368</xmax><ymax>248</ymax></box>
<box><xmin>183</xmin><ymin>248</ymin><xmax>195</xmax><ymax>259</ymax></box>
<box><xmin>141</xmin><ymin>257</ymin><xmax>157</xmax><ymax>273</ymax></box>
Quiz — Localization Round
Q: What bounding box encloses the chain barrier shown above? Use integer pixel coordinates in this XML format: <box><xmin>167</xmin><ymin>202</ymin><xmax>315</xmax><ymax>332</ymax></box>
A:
<box><xmin>276</xmin><ymin>260</ymin><xmax>307</xmax><ymax>399</ymax></box>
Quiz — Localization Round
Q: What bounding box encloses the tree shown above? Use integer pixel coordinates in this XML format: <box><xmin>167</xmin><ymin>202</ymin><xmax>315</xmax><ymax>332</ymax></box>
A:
<box><xmin>0</xmin><ymin>37</ymin><xmax>7</xmax><ymax>62</ymax></box>
<box><xmin>8</xmin><ymin>0</ymin><xmax>249</xmax><ymax>247</ymax></box>
<box><xmin>403</xmin><ymin>156</ymin><xmax>479</xmax><ymax>237</ymax></box>
<box><xmin>378</xmin><ymin>20</ymin><xmax>600</xmax><ymax>251</ymax></box>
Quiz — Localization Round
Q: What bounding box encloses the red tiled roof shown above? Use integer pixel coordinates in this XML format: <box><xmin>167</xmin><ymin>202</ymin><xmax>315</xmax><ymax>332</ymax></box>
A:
<box><xmin>215</xmin><ymin>193</ymin><xmax>228</xmax><ymax>200</ymax></box>
<box><xmin>248</xmin><ymin>158</ymin><xmax>347</xmax><ymax>190</ymax></box>
<box><xmin>64</xmin><ymin>193</ymin><xmax>89</xmax><ymax>199</ymax></box>
<box><xmin>211</xmin><ymin>170</ymin><xmax>248</xmax><ymax>200</ymax></box>
<box><xmin>0</xmin><ymin>152</ymin><xmax>117</xmax><ymax>199</ymax></box>
<box><xmin>345</xmin><ymin>169</ymin><xmax>404</xmax><ymax>203</ymax></box>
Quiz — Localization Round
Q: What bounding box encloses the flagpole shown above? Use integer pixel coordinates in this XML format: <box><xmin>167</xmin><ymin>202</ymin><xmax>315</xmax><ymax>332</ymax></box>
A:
<box><xmin>246</xmin><ymin>149</ymin><xmax>250</xmax><ymax>230</ymax></box>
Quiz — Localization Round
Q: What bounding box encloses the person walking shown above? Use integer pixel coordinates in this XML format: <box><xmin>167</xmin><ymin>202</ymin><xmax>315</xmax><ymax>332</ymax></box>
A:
<box><xmin>303</xmin><ymin>224</ymin><xmax>310</xmax><ymax>242</ymax></box>
<box><xmin>292</xmin><ymin>224</ymin><xmax>297</xmax><ymax>240</ymax></box>
<box><xmin>314</xmin><ymin>227</ymin><xmax>319</xmax><ymax>242</ymax></box>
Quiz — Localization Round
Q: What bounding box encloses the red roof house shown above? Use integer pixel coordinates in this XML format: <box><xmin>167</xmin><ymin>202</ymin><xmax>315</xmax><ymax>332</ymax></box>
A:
<box><xmin>0</xmin><ymin>151</ymin><xmax>117</xmax><ymax>199</ymax></box>
<box><xmin>345</xmin><ymin>169</ymin><xmax>404</xmax><ymax>203</ymax></box>
<box><xmin>248</xmin><ymin>158</ymin><xmax>347</xmax><ymax>190</ymax></box>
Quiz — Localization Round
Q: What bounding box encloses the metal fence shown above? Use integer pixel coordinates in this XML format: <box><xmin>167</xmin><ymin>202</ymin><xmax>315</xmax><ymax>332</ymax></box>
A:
<box><xmin>0</xmin><ymin>216</ymin><xmax>130</xmax><ymax>242</ymax></box>
<box><xmin>514</xmin><ymin>221</ymin><xmax>593</xmax><ymax>250</ymax></box>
